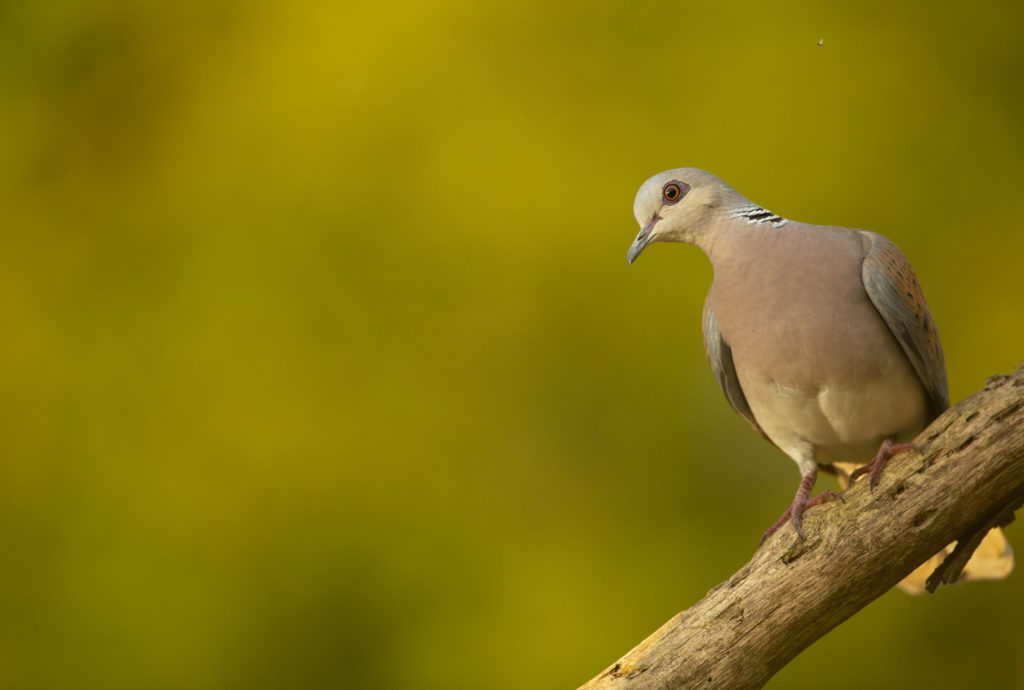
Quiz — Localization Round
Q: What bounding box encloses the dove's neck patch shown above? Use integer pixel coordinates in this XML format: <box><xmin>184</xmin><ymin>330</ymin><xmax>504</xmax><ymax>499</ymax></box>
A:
<box><xmin>730</xmin><ymin>205</ymin><xmax>788</xmax><ymax>228</ymax></box>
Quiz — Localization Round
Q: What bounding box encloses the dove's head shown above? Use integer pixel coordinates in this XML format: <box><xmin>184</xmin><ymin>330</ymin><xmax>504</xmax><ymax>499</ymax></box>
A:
<box><xmin>627</xmin><ymin>168</ymin><xmax>748</xmax><ymax>264</ymax></box>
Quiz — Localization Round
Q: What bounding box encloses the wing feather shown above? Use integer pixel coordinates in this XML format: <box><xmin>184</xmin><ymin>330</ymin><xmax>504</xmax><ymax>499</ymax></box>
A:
<box><xmin>702</xmin><ymin>299</ymin><xmax>766</xmax><ymax>436</ymax></box>
<box><xmin>860</xmin><ymin>232</ymin><xmax>949</xmax><ymax>416</ymax></box>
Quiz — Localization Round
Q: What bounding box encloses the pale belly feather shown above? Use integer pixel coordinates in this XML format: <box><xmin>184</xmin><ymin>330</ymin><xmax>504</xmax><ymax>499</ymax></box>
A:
<box><xmin>741</xmin><ymin>352</ymin><xmax>930</xmax><ymax>466</ymax></box>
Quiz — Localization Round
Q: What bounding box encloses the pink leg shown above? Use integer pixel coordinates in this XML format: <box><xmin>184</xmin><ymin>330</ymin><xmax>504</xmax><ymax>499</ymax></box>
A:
<box><xmin>848</xmin><ymin>437</ymin><xmax>918</xmax><ymax>490</ymax></box>
<box><xmin>760</xmin><ymin>466</ymin><xmax>842</xmax><ymax>544</ymax></box>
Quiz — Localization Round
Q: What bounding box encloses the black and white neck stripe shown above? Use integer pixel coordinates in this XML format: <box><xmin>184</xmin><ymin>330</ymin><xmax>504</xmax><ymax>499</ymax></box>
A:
<box><xmin>729</xmin><ymin>205</ymin><xmax>788</xmax><ymax>228</ymax></box>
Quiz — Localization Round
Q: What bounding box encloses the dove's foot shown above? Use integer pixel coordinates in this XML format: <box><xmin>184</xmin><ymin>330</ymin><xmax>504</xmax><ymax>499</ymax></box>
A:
<box><xmin>760</xmin><ymin>466</ymin><xmax>842</xmax><ymax>544</ymax></box>
<box><xmin>849</xmin><ymin>438</ymin><xmax>918</xmax><ymax>491</ymax></box>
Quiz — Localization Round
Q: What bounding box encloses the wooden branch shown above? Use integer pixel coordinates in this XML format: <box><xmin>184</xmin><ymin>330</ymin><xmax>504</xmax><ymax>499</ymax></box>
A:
<box><xmin>580</xmin><ymin>367</ymin><xmax>1024</xmax><ymax>690</ymax></box>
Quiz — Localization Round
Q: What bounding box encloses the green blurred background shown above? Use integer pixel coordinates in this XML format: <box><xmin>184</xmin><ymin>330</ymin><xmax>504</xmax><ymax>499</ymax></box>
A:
<box><xmin>2</xmin><ymin>0</ymin><xmax>1023</xmax><ymax>688</ymax></box>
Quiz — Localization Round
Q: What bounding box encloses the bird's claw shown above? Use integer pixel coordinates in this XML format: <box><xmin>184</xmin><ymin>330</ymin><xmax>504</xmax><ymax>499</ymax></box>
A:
<box><xmin>759</xmin><ymin>489</ymin><xmax>842</xmax><ymax>545</ymax></box>
<box><xmin>849</xmin><ymin>439</ymin><xmax>920</xmax><ymax>491</ymax></box>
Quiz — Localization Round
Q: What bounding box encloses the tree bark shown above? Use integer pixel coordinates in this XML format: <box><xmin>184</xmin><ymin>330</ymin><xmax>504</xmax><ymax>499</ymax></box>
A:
<box><xmin>579</xmin><ymin>367</ymin><xmax>1024</xmax><ymax>690</ymax></box>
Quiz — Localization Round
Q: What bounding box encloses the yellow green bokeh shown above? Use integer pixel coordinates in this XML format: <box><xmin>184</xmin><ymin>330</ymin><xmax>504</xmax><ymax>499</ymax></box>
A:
<box><xmin>1</xmin><ymin>1</ymin><xmax>1023</xmax><ymax>688</ymax></box>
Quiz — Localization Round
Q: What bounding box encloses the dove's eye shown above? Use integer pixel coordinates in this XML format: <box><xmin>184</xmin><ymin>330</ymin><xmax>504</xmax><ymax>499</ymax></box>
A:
<box><xmin>663</xmin><ymin>182</ymin><xmax>686</xmax><ymax>203</ymax></box>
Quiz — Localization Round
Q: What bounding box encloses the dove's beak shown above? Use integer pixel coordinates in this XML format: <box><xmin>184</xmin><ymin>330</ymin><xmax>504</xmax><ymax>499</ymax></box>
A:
<box><xmin>627</xmin><ymin>215</ymin><xmax>660</xmax><ymax>264</ymax></box>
